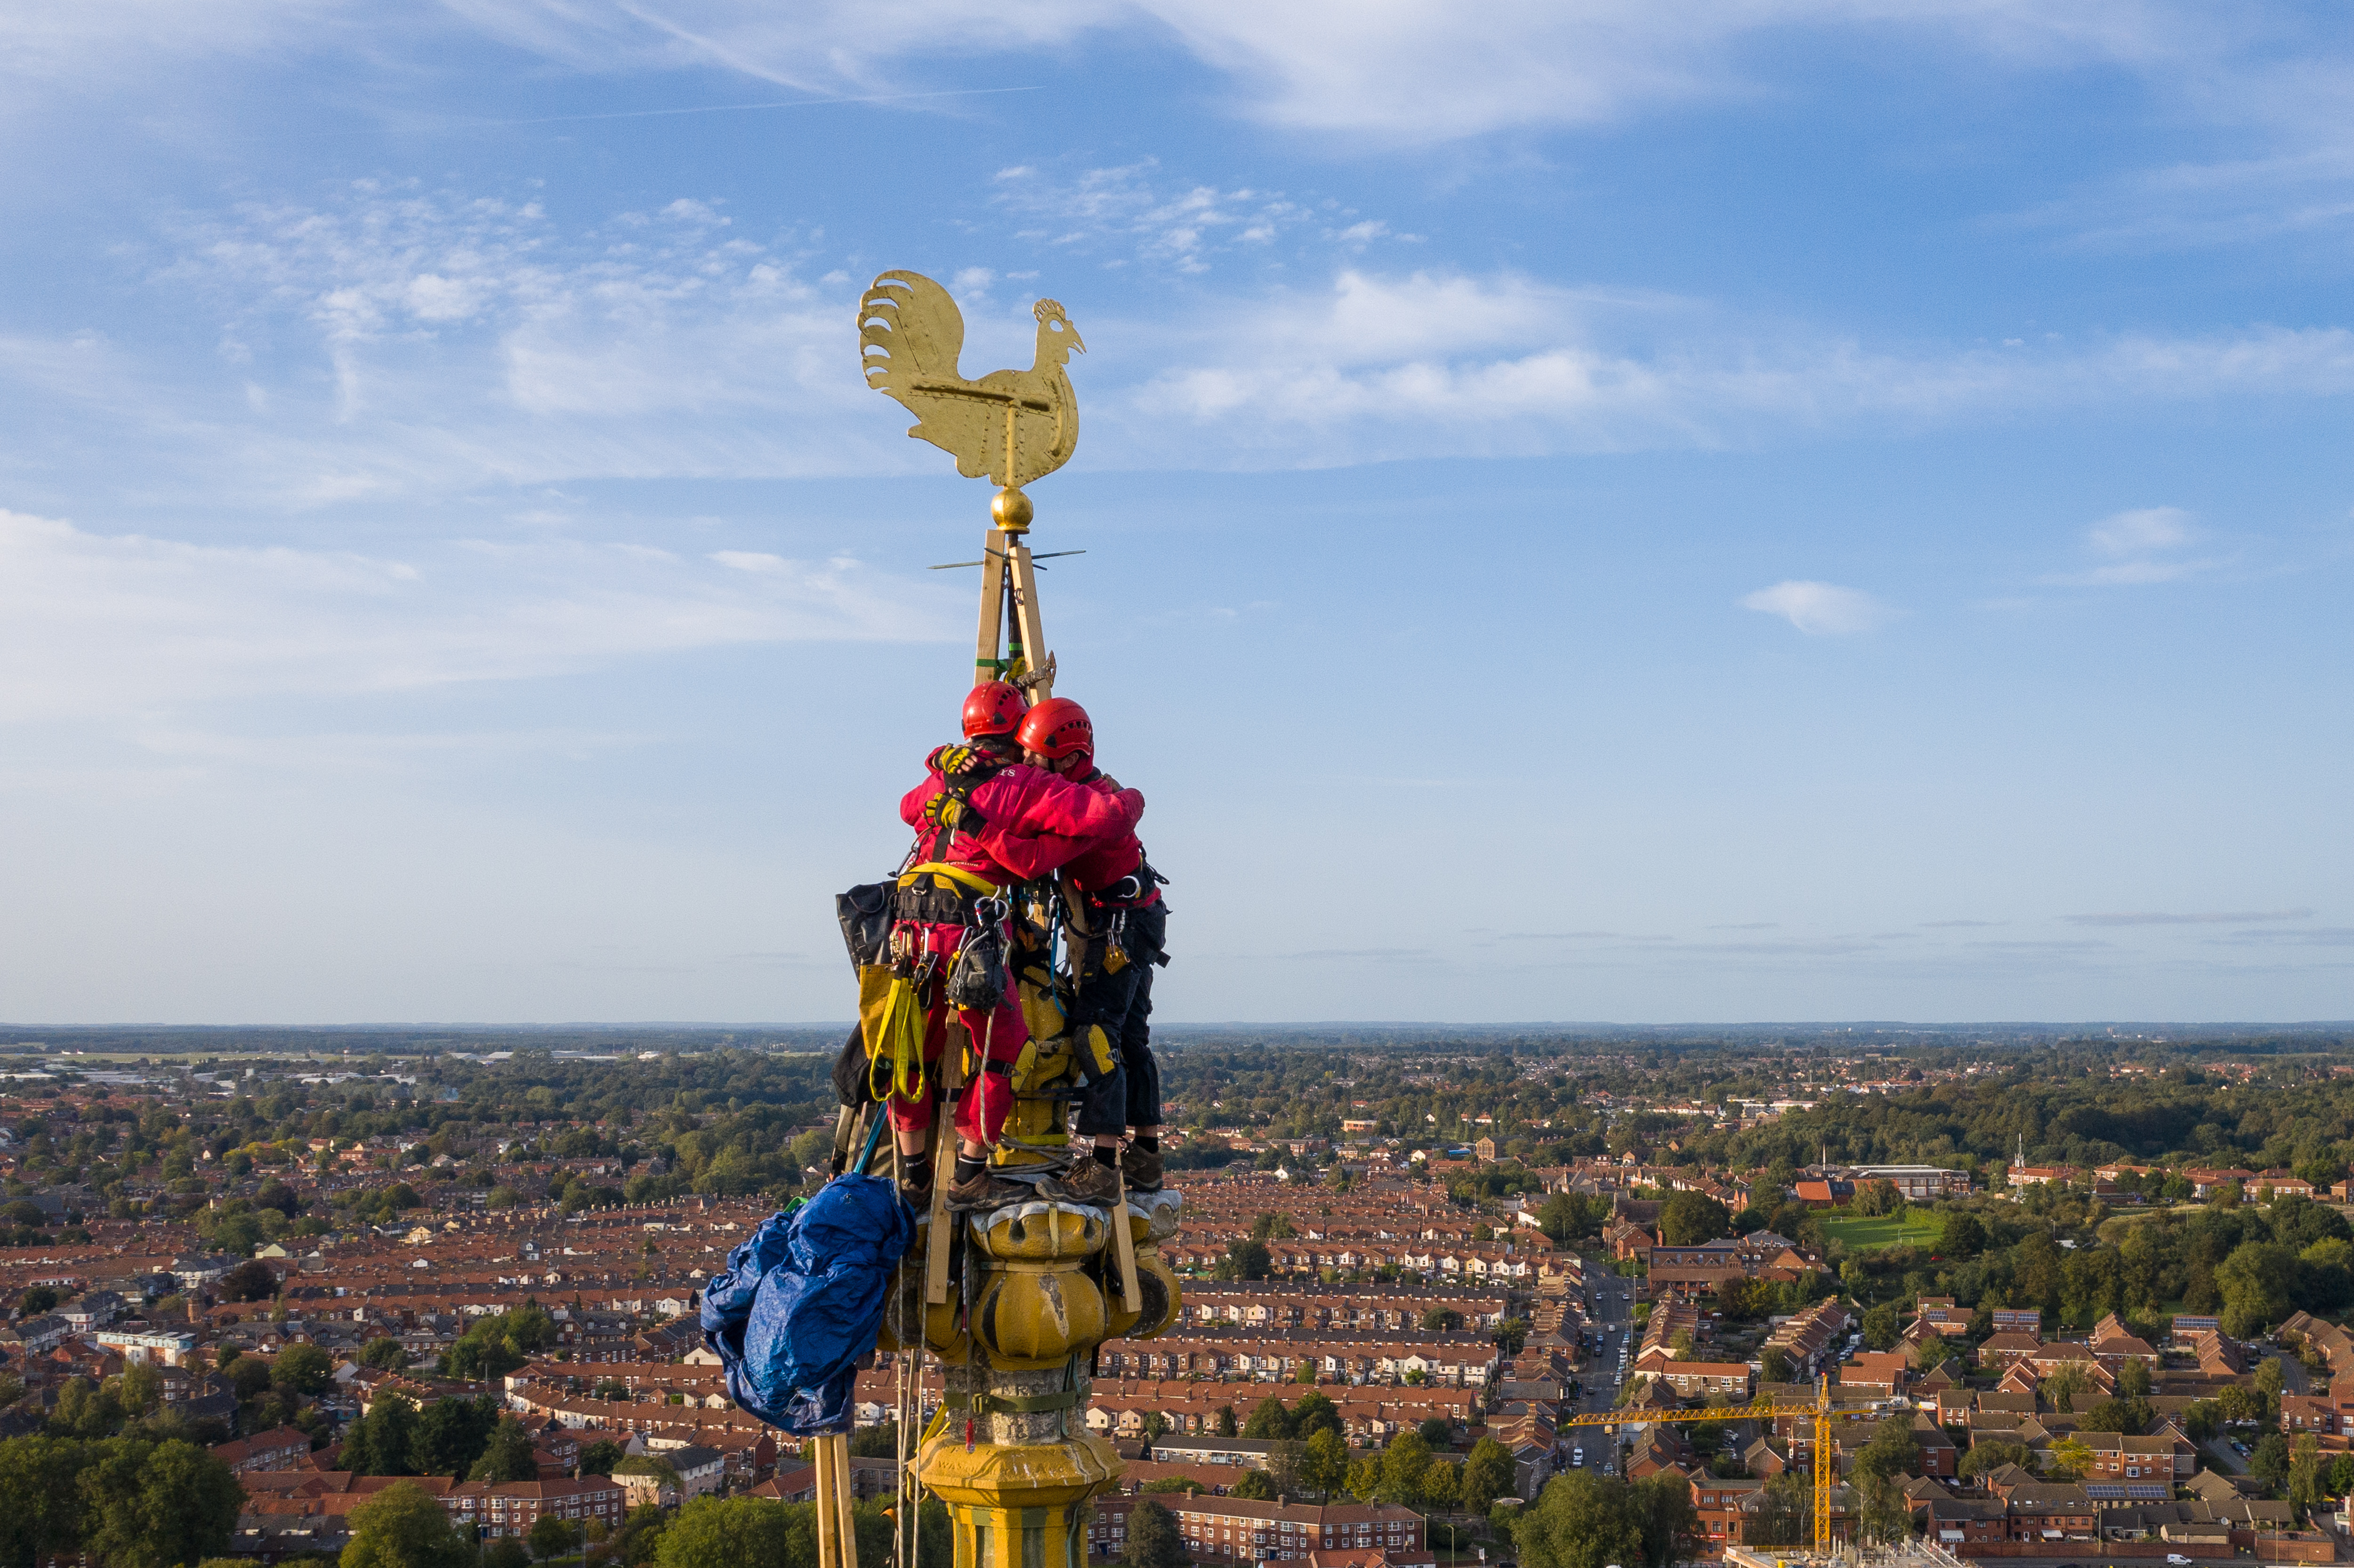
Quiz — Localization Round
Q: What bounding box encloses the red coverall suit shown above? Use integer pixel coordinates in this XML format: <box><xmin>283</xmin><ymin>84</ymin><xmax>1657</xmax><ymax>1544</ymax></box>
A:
<box><xmin>895</xmin><ymin>759</ymin><xmax>1144</xmax><ymax>1146</ymax></box>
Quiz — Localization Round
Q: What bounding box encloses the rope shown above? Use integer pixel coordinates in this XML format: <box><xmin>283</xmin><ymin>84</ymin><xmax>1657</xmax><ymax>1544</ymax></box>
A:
<box><xmin>852</xmin><ymin>1103</ymin><xmax>889</xmax><ymax>1178</ymax></box>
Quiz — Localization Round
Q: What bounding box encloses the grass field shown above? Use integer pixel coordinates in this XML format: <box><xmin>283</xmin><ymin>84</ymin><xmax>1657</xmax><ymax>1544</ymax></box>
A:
<box><xmin>1814</xmin><ymin>1210</ymin><xmax>1947</xmax><ymax>1252</ymax></box>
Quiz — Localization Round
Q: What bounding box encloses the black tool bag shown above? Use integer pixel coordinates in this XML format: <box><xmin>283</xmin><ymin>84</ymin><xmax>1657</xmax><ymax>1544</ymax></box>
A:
<box><xmin>831</xmin><ymin>1022</ymin><xmax>874</xmax><ymax>1109</ymax></box>
<box><xmin>945</xmin><ymin>902</ymin><xmax>1009</xmax><ymax>1012</ymax></box>
<box><xmin>836</xmin><ymin>882</ymin><xmax>894</xmax><ymax>971</ymax></box>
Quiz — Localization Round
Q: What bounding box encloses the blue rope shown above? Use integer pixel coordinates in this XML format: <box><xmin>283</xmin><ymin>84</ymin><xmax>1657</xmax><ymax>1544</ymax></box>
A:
<box><xmin>851</xmin><ymin>1102</ymin><xmax>890</xmax><ymax>1176</ymax></box>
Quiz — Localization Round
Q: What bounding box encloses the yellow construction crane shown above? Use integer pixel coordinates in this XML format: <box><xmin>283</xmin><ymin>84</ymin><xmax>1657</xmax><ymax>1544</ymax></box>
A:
<box><xmin>1556</xmin><ymin>1375</ymin><xmax>1888</xmax><ymax>1551</ymax></box>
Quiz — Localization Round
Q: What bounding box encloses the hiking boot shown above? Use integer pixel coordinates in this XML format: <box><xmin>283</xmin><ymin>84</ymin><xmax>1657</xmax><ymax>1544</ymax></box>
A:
<box><xmin>898</xmin><ymin>1172</ymin><xmax>935</xmax><ymax>1211</ymax></box>
<box><xmin>1121</xmin><ymin>1144</ymin><xmax>1164</xmax><ymax>1193</ymax></box>
<box><xmin>943</xmin><ymin>1171</ymin><xmax>1030</xmax><ymax>1212</ymax></box>
<box><xmin>1041</xmin><ymin>1158</ymin><xmax>1122</xmax><ymax>1206</ymax></box>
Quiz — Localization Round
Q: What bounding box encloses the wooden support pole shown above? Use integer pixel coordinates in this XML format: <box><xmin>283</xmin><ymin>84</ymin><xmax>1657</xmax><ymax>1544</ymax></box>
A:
<box><xmin>1108</xmin><ymin>1161</ymin><xmax>1141</xmax><ymax>1315</ymax></box>
<box><xmin>1006</xmin><ymin>540</ymin><xmax>1051</xmax><ymax>700</ymax></box>
<box><xmin>973</xmin><ymin>532</ymin><xmax>1006</xmax><ymax>684</ymax></box>
<box><xmin>814</xmin><ymin>1435</ymin><xmax>838</xmax><ymax>1568</ymax></box>
<box><xmin>923</xmin><ymin>1021</ymin><xmax>968</xmax><ymax>1306</ymax></box>
<box><xmin>831</xmin><ymin>1436</ymin><xmax>860</xmax><ymax>1568</ymax></box>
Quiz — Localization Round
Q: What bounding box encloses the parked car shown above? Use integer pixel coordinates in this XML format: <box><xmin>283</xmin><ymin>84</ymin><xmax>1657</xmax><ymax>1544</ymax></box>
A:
<box><xmin>2167</xmin><ymin>1554</ymin><xmax>2193</xmax><ymax>1565</ymax></box>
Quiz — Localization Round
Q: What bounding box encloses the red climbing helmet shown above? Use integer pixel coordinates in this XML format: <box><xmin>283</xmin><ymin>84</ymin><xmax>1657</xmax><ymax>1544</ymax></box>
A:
<box><xmin>961</xmin><ymin>680</ymin><xmax>1028</xmax><ymax>740</ymax></box>
<box><xmin>1016</xmin><ymin>697</ymin><xmax>1094</xmax><ymax>762</ymax></box>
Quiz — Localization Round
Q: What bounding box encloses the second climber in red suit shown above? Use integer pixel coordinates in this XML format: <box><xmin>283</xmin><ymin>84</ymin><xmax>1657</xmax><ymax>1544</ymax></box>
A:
<box><xmin>889</xmin><ymin>680</ymin><xmax>1145</xmax><ymax>1211</ymax></box>
<box><xmin>1016</xmin><ymin>697</ymin><xmax>1170</xmax><ymax>1207</ymax></box>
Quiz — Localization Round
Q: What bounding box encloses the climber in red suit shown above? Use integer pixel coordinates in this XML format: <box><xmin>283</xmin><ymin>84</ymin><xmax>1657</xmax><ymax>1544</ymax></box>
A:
<box><xmin>888</xmin><ymin>681</ymin><xmax>1143</xmax><ymax>1210</ymax></box>
<box><xmin>1013</xmin><ymin>698</ymin><xmax>1169</xmax><ymax>1208</ymax></box>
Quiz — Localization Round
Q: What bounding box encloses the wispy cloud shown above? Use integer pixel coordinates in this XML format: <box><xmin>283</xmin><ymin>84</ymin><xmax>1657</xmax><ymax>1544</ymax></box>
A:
<box><xmin>2041</xmin><ymin>504</ymin><xmax>2223</xmax><ymax>586</ymax></box>
<box><xmin>2063</xmin><ymin>908</ymin><xmax>2315</xmax><ymax>926</ymax></box>
<box><xmin>1741</xmin><ymin>580</ymin><xmax>1894</xmax><ymax>635</ymax></box>
<box><xmin>992</xmin><ymin>160</ymin><xmax>1342</xmax><ymax>274</ymax></box>
<box><xmin>0</xmin><ymin>508</ymin><xmax>944</xmax><ymax>725</ymax></box>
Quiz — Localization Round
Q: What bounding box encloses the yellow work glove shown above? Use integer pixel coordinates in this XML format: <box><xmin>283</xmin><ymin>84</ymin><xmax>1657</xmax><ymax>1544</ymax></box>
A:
<box><xmin>921</xmin><ymin>793</ymin><xmax>981</xmax><ymax>832</ymax></box>
<box><xmin>927</xmin><ymin>744</ymin><xmax>995</xmax><ymax>788</ymax></box>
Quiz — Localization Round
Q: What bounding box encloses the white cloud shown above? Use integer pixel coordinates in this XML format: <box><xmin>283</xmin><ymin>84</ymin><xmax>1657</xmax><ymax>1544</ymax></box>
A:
<box><xmin>991</xmin><ymin>160</ymin><xmax>1328</xmax><ymax>273</ymax></box>
<box><xmin>2090</xmin><ymin>505</ymin><xmax>2194</xmax><ymax>555</ymax></box>
<box><xmin>2042</xmin><ymin>504</ymin><xmax>2219</xmax><ymax>586</ymax></box>
<box><xmin>1105</xmin><ymin>272</ymin><xmax>2354</xmax><ymax>467</ymax></box>
<box><xmin>421</xmin><ymin>0</ymin><xmax>2220</xmax><ymax>144</ymax></box>
<box><xmin>0</xmin><ymin>508</ymin><xmax>946</xmax><ymax>724</ymax></box>
<box><xmin>1741</xmin><ymin>580</ymin><xmax>1894</xmax><ymax>635</ymax></box>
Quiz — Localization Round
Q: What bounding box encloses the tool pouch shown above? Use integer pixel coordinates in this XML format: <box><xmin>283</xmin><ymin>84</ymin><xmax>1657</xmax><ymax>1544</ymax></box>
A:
<box><xmin>945</xmin><ymin>903</ymin><xmax>1009</xmax><ymax>1013</ymax></box>
<box><xmin>836</xmin><ymin>882</ymin><xmax>894</xmax><ymax>970</ymax></box>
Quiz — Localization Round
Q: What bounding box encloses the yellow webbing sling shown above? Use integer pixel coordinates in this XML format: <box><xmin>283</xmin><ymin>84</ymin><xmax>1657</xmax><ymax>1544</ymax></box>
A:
<box><xmin>858</xmin><ymin>863</ymin><xmax>1005</xmax><ymax>1104</ymax></box>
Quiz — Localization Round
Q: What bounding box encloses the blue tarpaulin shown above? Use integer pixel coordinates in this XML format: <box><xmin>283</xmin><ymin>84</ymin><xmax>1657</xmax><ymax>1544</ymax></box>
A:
<box><xmin>700</xmin><ymin>1175</ymin><xmax>914</xmax><ymax>1436</ymax></box>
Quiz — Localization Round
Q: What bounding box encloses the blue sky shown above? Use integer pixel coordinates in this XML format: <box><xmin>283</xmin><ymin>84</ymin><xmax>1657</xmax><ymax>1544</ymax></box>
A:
<box><xmin>2</xmin><ymin>2</ymin><xmax>2350</xmax><ymax>1024</ymax></box>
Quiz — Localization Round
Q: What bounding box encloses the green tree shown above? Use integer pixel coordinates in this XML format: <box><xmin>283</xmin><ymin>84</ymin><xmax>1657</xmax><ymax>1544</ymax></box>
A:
<box><xmin>0</xmin><ymin>1434</ymin><xmax>93</xmax><ymax>1568</ymax></box>
<box><xmin>580</xmin><ymin>1439</ymin><xmax>627</xmax><ymax>1477</ymax></box>
<box><xmin>1231</xmin><ymin>1470</ymin><xmax>1275</xmax><ymax>1501</ymax></box>
<box><xmin>1423</xmin><ymin>1461</ymin><xmax>1461</xmax><ymax>1513</ymax></box>
<box><xmin>1121</xmin><ymin>1501</ymin><xmax>1190</xmax><ymax>1568</ymax></box>
<box><xmin>1514</xmin><ymin>1471</ymin><xmax>1642</xmax><ymax>1568</ymax></box>
<box><xmin>1290</xmin><ymin>1392</ymin><xmax>1342</xmax><ymax>1441</ymax></box>
<box><xmin>342</xmin><ymin>1481</ymin><xmax>476</xmax><ymax>1568</ymax></box>
<box><xmin>81</xmin><ymin>1438</ymin><xmax>244</xmax><ymax>1568</ymax></box>
<box><xmin>1214</xmin><ymin>1406</ymin><xmax>1237</xmax><ymax>1437</ymax></box>
<box><xmin>1862</xmin><ymin>1302</ymin><xmax>1899</xmax><ymax>1351</ymax></box>
<box><xmin>1851</xmin><ymin>1419</ymin><xmax>1921</xmax><ymax>1484</ymax></box>
<box><xmin>529</xmin><ymin>1516</ymin><xmax>580</xmax><ymax>1560</ymax></box>
<box><xmin>1462</xmin><ymin>1437</ymin><xmax>1518</xmax><ymax>1514</ymax></box>
<box><xmin>2290</xmin><ymin>1432</ymin><xmax>2322</xmax><ymax>1518</ymax></box>
<box><xmin>1243</xmin><ymin>1399</ymin><xmax>1294</xmax><ymax>1440</ymax></box>
<box><xmin>1759</xmin><ymin>1347</ymin><xmax>1791</xmax><ymax>1385</ymax></box>
<box><xmin>1301</xmin><ymin>1429</ymin><xmax>1351</xmax><ymax>1497</ymax></box>
<box><xmin>1748</xmin><ymin>1475</ymin><xmax>1810</xmax><ymax>1547</ymax></box>
<box><xmin>1631</xmin><ymin>1473</ymin><xmax>1696</xmax><ymax>1568</ymax></box>
<box><xmin>1659</xmin><ymin>1191</ymin><xmax>1732</xmax><ymax>1247</ymax></box>
<box><xmin>1859</xmin><ymin>1473</ymin><xmax>1913</xmax><ymax>1545</ymax></box>
<box><xmin>1345</xmin><ymin>1455</ymin><xmax>1383</xmax><ymax>1501</ymax></box>
<box><xmin>361</xmin><ymin>1338</ymin><xmax>411</xmax><ymax>1371</ymax></box>
<box><xmin>1382</xmin><ymin>1432</ymin><xmax>1434</xmax><ymax>1508</ymax></box>
<box><xmin>17</xmin><ymin>1286</ymin><xmax>58</xmax><ymax>1316</ymax></box>
<box><xmin>2118</xmin><ymin>1357</ymin><xmax>2152</xmax><ymax>1398</ymax></box>
<box><xmin>1959</xmin><ymin>1440</ymin><xmax>2031</xmax><ymax>1481</ymax></box>
<box><xmin>2250</xmin><ymin>1432</ymin><xmax>2292</xmax><ymax>1489</ymax></box>
<box><xmin>470</xmin><ymin>1417</ymin><xmax>540</xmax><ymax>1483</ymax></box>
<box><xmin>345</xmin><ymin>1393</ymin><xmax>419</xmax><ymax>1476</ymax></box>
<box><xmin>653</xmin><ymin>1497</ymin><xmax>793</xmax><ymax>1568</ymax></box>
<box><xmin>2046</xmin><ymin>1436</ymin><xmax>2094</xmax><ymax>1481</ymax></box>
<box><xmin>273</xmin><ymin>1343</ymin><xmax>334</xmax><ymax>1397</ymax></box>
<box><xmin>484</xmin><ymin>1540</ymin><xmax>532</xmax><ymax>1568</ymax></box>
<box><xmin>413</xmin><ymin>1396</ymin><xmax>500</xmax><ymax>1479</ymax></box>
<box><xmin>1217</xmin><ymin>1240</ymin><xmax>1273</xmax><ymax>1281</ymax></box>
<box><xmin>1421</xmin><ymin>1308</ymin><xmax>1464</xmax><ymax>1332</ymax></box>
<box><xmin>2040</xmin><ymin>1361</ymin><xmax>2088</xmax><ymax>1415</ymax></box>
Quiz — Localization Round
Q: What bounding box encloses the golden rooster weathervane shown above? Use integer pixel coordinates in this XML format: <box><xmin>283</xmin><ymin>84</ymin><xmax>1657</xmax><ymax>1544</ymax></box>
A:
<box><xmin>858</xmin><ymin>269</ymin><xmax>1088</xmax><ymax>696</ymax></box>
<box><xmin>857</xmin><ymin>270</ymin><xmax>1084</xmax><ymax>535</ymax></box>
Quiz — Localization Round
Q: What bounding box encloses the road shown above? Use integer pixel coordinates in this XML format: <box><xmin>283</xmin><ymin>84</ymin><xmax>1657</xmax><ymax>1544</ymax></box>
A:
<box><xmin>1572</xmin><ymin>1267</ymin><xmax>1637</xmax><ymax>1473</ymax></box>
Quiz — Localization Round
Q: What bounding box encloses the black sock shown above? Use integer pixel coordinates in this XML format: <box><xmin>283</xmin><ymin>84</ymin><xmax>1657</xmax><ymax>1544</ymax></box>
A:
<box><xmin>1137</xmin><ymin>1136</ymin><xmax>1160</xmax><ymax>1153</ymax></box>
<box><xmin>903</xmin><ymin>1158</ymin><xmax>933</xmax><ymax>1187</ymax></box>
<box><xmin>954</xmin><ymin>1155</ymin><xmax>985</xmax><ymax>1184</ymax></box>
<box><xmin>1094</xmin><ymin>1145</ymin><xmax>1119</xmax><ymax>1168</ymax></box>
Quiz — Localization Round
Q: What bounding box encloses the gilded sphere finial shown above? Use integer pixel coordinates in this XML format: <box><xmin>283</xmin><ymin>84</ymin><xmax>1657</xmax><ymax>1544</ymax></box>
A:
<box><xmin>991</xmin><ymin>487</ymin><xmax>1034</xmax><ymax>533</ymax></box>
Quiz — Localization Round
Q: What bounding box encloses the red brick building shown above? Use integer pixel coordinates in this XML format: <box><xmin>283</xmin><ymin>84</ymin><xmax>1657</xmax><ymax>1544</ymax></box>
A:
<box><xmin>212</xmin><ymin>1426</ymin><xmax>312</xmax><ymax>1474</ymax></box>
<box><xmin>442</xmin><ymin>1476</ymin><xmax>626</xmax><ymax>1539</ymax></box>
